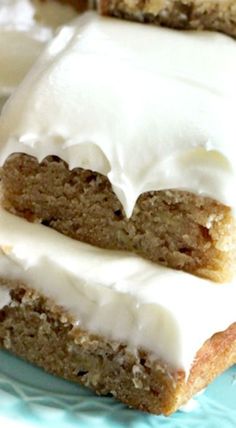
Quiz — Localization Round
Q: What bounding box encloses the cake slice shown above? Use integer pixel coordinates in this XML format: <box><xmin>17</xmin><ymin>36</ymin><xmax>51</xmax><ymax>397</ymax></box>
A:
<box><xmin>99</xmin><ymin>0</ymin><xmax>236</xmax><ymax>37</ymax></box>
<box><xmin>0</xmin><ymin>209</ymin><xmax>235</xmax><ymax>415</ymax></box>
<box><xmin>0</xmin><ymin>13</ymin><xmax>236</xmax><ymax>282</ymax></box>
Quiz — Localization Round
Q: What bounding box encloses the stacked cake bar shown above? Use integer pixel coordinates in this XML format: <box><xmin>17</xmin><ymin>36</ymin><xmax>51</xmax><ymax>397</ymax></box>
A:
<box><xmin>0</xmin><ymin>1</ymin><xmax>235</xmax><ymax>416</ymax></box>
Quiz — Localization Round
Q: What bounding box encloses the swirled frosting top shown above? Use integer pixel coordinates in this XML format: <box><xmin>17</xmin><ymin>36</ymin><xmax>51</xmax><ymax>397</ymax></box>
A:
<box><xmin>0</xmin><ymin>12</ymin><xmax>236</xmax><ymax>216</ymax></box>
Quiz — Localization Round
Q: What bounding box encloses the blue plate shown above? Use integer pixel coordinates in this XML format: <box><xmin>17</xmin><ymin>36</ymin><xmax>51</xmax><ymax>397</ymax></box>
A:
<box><xmin>0</xmin><ymin>350</ymin><xmax>235</xmax><ymax>427</ymax></box>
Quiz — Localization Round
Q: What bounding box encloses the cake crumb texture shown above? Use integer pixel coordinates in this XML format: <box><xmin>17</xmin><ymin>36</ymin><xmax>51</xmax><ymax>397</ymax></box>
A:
<box><xmin>1</xmin><ymin>154</ymin><xmax>236</xmax><ymax>282</ymax></box>
<box><xmin>0</xmin><ymin>281</ymin><xmax>235</xmax><ymax>415</ymax></box>
<box><xmin>100</xmin><ymin>0</ymin><xmax>236</xmax><ymax>37</ymax></box>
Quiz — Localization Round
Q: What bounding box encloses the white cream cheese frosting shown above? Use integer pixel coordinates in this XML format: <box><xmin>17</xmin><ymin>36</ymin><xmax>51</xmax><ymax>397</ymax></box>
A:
<box><xmin>0</xmin><ymin>0</ymin><xmax>77</xmax><ymax>96</ymax></box>
<box><xmin>0</xmin><ymin>208</ymin><xmax>234</xmax><ymax>373</ymax></box>
<box><xmin>0</xmin><ymin>12</ymin><xmax>236</xmax><ymax>216</ymax></box>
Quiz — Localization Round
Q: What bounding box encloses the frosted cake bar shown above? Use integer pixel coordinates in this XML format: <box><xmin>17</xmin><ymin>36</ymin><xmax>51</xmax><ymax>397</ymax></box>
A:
<box><xmin>0</xmin><ymin>209</ymin><xmax>235</xmax><ymax>415</ymax></box>
<box><xmin>1</xmin><ymin>14</ymin><xmax>236</xmax><ymax>281</ymax></box>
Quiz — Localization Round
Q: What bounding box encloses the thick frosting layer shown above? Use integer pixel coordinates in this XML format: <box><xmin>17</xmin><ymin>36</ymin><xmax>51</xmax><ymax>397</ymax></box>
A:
<box><xmin>0</xmin><ymin>0</ymin><xmax>77</xmax><ymax>96</ymax></box>
<box><xmin>0</xmin><ymin>12</ymin><xmax>236</xmax><ymax>216</ymax></box>
<box><xmin>0</xmin><ymin>209</ymin><xmax>234</xmax><ymax>372</ymax></box>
